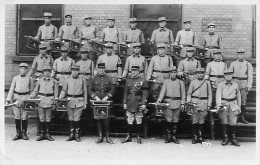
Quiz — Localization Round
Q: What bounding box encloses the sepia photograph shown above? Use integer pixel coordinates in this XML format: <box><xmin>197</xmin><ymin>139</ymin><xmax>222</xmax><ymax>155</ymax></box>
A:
<box><xmin>2</xmin><ymin>1</ymin><xmax>259</xmax><ymax>165</ymax></box>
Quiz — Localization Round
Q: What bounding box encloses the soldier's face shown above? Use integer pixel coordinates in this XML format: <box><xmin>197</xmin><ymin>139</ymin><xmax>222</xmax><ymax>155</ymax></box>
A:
<box><xmin>225</xmin><ymin>74</ymin><xmax>232</xmax><ymax>81</ymax></box>
<box><xmin>130</xmin><ymin>22</ymin><xmax>137</xmax><ymax>29</ymax></box>
<box><xmin>43</xmin><ymin>70</ymin><xmax>51</xmax><ymax>77</ymax></box>
<box><xmin>131</xmin><ymin>69</ymin><xmax>139</xmax><ymax>77</ymax></box>
<box><xmin>72</xmin><ymin>69</ymin><xmax>79</xmax><ymax>77</ymax></box>
<box><xmin>61</xmin><ymin>52</ymin><xmax>68</xmax><ymax>58</ymax></box>
<box><xmin>133</xmin><ymin>47</ymin><xmax>141</xmax><ymax>54</ymax></box>
<box><xmin>108</xmin><ymin>20</ymin><xmax>115</xmax><ymax>27</ymax></box>
<box><xmin>158</xmin><ymin>48</ymin><xmax>165</xmax><ymax>55</ymax></box>
<box><xmin>106</xmin><ymin>47</ymin><xmax>113</xmax><ymax>54</ymax></box>
<box><xmin>97</xmin><ymin>68</ymin><xmax>105</xmax><ymax>75</ymax></box>
<box><xmin>19</xmin><ymin>67</ymin><xmax>27</xmax><ymax>75</ymax></box>
<box><xmin>44</xmin><ymin>17</ymin><xmax>51</xmax><ymax>24</ymax></box>
<box><xmin>208</xmin><ymin>26</ymin><xmax>215</xmax><ymax>33</ymax></box>
<box><xmin>84</xmin><ymin>19</ymin><xmax>91</xmax><ymax>25</ymax></box>
<box><xmin>40</xmin><ymin>48</ymin><xmax>47</xmax><ymax>55</ymax></box>
<box><xmin>214</xmin><ymin>54</ymin><xmax>221</xmax><ymax>60</ymax></box>
<box><xmin>66</xmin><ymin>16</ymin><xmax>72</xmax><ymax>23</ymax></box>
<box><xmin>187</xmin><ymin>51</ymin><xmax>194</xmax><ymax>58</ymax></box>
<box><xmin>197</xmin><ymin>72</ymin><xmax>204</xmax><ymax>79</ymax></box>
<box><xmin>170</xmin><ymin>71</ymin><xmax>177</xmax><ymax>79</ymax></box>
<box><xmin>159</xmin><ymin>21</ymin><xmax>166</xmax><ymax>28</ymax></box>
<box><xmin>81</xmin><ymin>53</ymin><xmax>88</xmax><ymax>60</ymax></box>
<box><xmin>238</xmin><ymin>53</ymin><xmax>244</xmax><ymax>59</ymax></box>
<box><xmin>184</xmin><ymin>22</ymin><xmax>191</xmax><ymax>29</ymax></box>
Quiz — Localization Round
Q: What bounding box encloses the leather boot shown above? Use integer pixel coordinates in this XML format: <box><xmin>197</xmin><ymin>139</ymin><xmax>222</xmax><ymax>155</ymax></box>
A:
<box><xmin>164</xmin><ymin>122</ymin><xmax>172</xmax><ymax>143</ymax></box>
<box><xmin>45</xmin><ymin>122</ymin><xmax>54</xmax><ymax>141</ymax></box>
<box><xmin>66</xmin><ymin>121</ymin><xmax>74</xmax><ymax>141</ymax></box>
<box><xmin>74</xmin><ymin>121</ymin><xmax>81</xmax><ymax>142</ymax></box>
<box><xmin>36</xmin><ymin>122</ymin><xmax>45</xmax><ymax>141</ymax></box>
<box><xmin>221</xmin><ymin>124</ymin><xmax>229</xmax><ymax>146</ymax></box>
<box><xmin>238</xmin><ymin>105</ymin><xmax>248</xmax><ymax>124</ymax></box>
<box><xmin>172</xmin><ymin>123</ymin><xmax>180</xmax><ymax>144</ymax></box>
<box><xmin>122</xmin><ymin>124</ymin><xmax>132</xmax><ymax>143</ymax></box>
<box><xmin>104</xmin><ymin>119</ymin><xmax>114</xmax><ymax>144</ymax></box>
<box><xmin>197</xmin><ymin>124</ymin><xmax>205</xmax><ymax>144</ymax></box>
<box><xmin>21</xmin><ymin>120</ymin><xmax>28</xmax><ymax>140</ymax></box>
<box><xmin>136</xmin><ymin>124</ymin><xmax>142</xmax><ymax>144</ymax></box>
<box><xmin>13</xmin><ymin>119</ymin><xmax>21</xmax><ymax>141</ymax></box>
<box><xmin>230</xmin><ymin>126</ymin><xmax>240</xmax><ymax>147</ymax></box>
<box><xmin>95</xmin><ymin>120</ymin><xmax>103</xmax><ymax>143</ymax></box>
<box><xmin>192</xmin><ymin>124</ymin><xmax>198</xmax><ymax>144</ymax></box>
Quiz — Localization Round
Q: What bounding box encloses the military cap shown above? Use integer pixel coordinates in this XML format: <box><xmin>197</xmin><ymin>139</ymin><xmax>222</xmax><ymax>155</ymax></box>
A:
<box><xmin>213</xmin><ymin>50</ymin><xmax>222</xmax><ymax>54</ymax></box>
<box><xmin>157</xmin><ymin>43</ymin><xmax>166</xmax><ymax>49</ymax></box>
<box><xmin>104</xmin><ymin>43</ymin><xmax>113</xmax><ymax>48</ymax></box>
<box><xmin>196</xmin><ymin>68</ymin><xmax>205</xmax><ymax>73</ymax></box>
<box><xmin>170</xmin><ymin>66</ymin><xmax>177</xmax><ymax>72</ymax></box>
<box><xmin>98</xmin><ymin>63</ymin><xmax>106</xmax><ymax>68</ymax></box>
<box><xmin>80</xmin><ymin>48</ymin><xmax>89</xmax><ymax>54</ymax></box>
<box><xmin>65</xmin><ymin>14</ymin><xmax>72</xmax><ymax>18</ymax></box>
<box><xmin>237</xmin><ymin>49</ymin><xmax>245</xmax><ymax>53</ymax></box>
<box><xmin>158</xmin><ymin>17</ymin><xmax>167</xmax><ymax>22</ymax></box>
<box><xmin>71</xmin><ymin>65</ymin><xmax>80</xmax><ymax>70</ymax></box>
<box><xmin>42</xmin><ymin>65</ymin><xmax>52</xmax><ymax>71</ymax></box>
<box><xmin>107</xmin><ymin>16</ymin><xmax>115</xmax><ymax>21</ymax></box>
<box><xmin>129</xmin><ymin>18</ymin><xmax>137</xmax><ymax>22</ymax></box>
<box><xmin>39</xmin><ymin>43</ymin><xmax>47</xmax><ymax>49</ymax></box>
<box><xmin>207</xmin><ymin>22</ymin><xmax>215</xmax><ymax>28</ymax></box>
<box><xmin>186</xmin><ymin>47</ymin><xmax>195</xmax><ymax>52</ymax></box>
<box><xmin>224</xmin><ymin>69</ymin><xmax>233</xmax><ymax>75</ymax></box>
<box><xmin>131</xmin><ymin>65</ymin><xmax>140</xmax><ymax>70</ymax></box>
<box><xmin>84</xmin><ymin>14</ymin><xmax>92</xmax><ymax>19</ymax></box>
<box><xmin>19</xmin><ymin>63</ymin><xmax>28</xmax><ymax>68</ymax></box>
<box><xmin>183</xmin><ymin>19</ymin><xmax>191</xmax><ymax>23</ymax></box>
<box><xmin>44</xmin><ymin>12</ymin><xmax>52</xmax><ymax>17</ymax></box>
<box><xmin>60</xmin><ymin>46</ymin><xmax>68</xmax><ymax>52</ymax></box>
<box><xmin>133</xmin><ymin>43</ymin><xmax>141</xmax><ymax>48</ymax></box>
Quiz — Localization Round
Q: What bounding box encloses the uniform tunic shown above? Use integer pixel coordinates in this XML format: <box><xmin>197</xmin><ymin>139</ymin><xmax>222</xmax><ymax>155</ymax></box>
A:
<box><xmin>76</xmin><ymin>59</ymin><xmax>94</xmax><ymax>83</ymax></box>
<box><xmin>28</xmin><ymin>54</ymin><xmax>53</xmax><ymax>77</ymax></box>
<box><xmin>35</xmin><ymin>23</ymin><xmax>58</xmax><ymax>50</ymax></box>
<box><xmin>100</xmin><ymin>26</ymin><xmax>122</xmax><ymax>51</ymax></box>
<box><xmin>122</xmin><ymin>54</ymin><xmax>148</xmax><ymax>78</ymax></box>
<box><xmin>58</xmin><ymin>24</ymin><xmax>79</xmax><ymax>40</ymax></box>
<box><xmin>205</xmin><ymin>61</ymin><xmax>227</xmax><ymax>89</ymax></box>
<box><xmin>201</xmin><ymin>33</ymin><xmax>222</xmax><ymax>58</ymax></box>
<box><xmin>123</xmin><ymin>28</ymin><xmax>145</xmax><ymax>55</ymax></box>
<box><xmin>79</xmin><ymin>25</ymin><xmax>98</xmax><ymax>51</ymax></box>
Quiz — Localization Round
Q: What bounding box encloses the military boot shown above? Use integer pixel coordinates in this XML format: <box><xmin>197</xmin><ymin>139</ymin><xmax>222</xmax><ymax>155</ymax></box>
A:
<box><xmin>74</xmin><ymin>121</ymin><xmax>81</xmax><ymax>142</ymax></box>
<box><xmin>164</xmin><ymin>122</ymin><xmax>172</xmax><ymax>143</ymax></box>
<box><xmin>238</xmin><ymin>105</ymin><xmax>248</xmax><ymax>124</ymax></box>
<box><xmin>13</xmin><ymin>119</ymin><xmax>21</xmax><ymax>141</ymax></box>
<box><xmin>95</xmin><ymin>120</ymin><xmax>103</xmax><ymax>143</ymax></box>
<box><xmin>122</xmin><ymin>124</ymin><xmax>133</xmax><ymax>143</ymax></box>
<box><xmin>172</xmin><ymin>123</ymin><xmax>180</xmax><ymax>144</ymax></box>
<box><xmin>21</xmin><ymin>120</ymin><xmax>29</xmax><ymax>140</ymax></box>
<box><xmin>192</xmin><ymin>124</ymin><xmax>198</xmax><ymax>144</ymax></box>
<box><xmin>45</xmin><ymin>122</ymin><xmax>54</xmax><ymax>141</ymax></box>
<box><xmin>197</xmin><ymin>124</ymin><xmax>205</xmax><ymax>144</ymax></box>
<box><xmin>104</xmin><ymin>120</ymin><xmax>114</xmax><ymax>144</ymax></box>
<box><xmin>36</xmin><ymin>122</ymin><xmax>45</xmax><ymax>141</ymax></box>
<box><xmin>230</xmin><ymin>126</ymin><xmax>240</xmax><ymax>147</ymax></box>
<box><xmin>66</xmin><ymin>121</ymin><xmax>74</xmax><ymax>141</ymax></box>
<box><xmin>136</xmin><ymin>124</ymin><xmax>142</xmax><ymax>144</ymax></box>
<box><xmin>221</xmin><ymin>124</ymin><xmax>229</xmax><ymax>146</ymax></box>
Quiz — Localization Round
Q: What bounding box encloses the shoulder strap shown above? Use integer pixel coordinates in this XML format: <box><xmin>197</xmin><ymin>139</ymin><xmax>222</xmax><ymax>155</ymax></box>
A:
<box><xmin>191</xmin><ymin>79</ymin><xmax>206</xmax><ymax>95</ymax></box>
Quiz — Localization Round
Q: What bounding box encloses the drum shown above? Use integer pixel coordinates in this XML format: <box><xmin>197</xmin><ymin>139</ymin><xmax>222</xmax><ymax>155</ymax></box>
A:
<box><xmin>69</xmin><ymin>40</ymin><xmax>81</xmax><ymax>52</ymax></box>
<box><xmin>171</xmin><ymin>44</ymin><xmax>181</xmax><ymax>56</ymax></box>
<box><xmin>92</xmin><ymin>40</ymin><xmax>104</xmax><ymax>53</ymax></box>
<box><xmin>194</xmin><ymin>46</ymin><xmax>207</xmax><ymax>60</ymax></box>
<box><xmin>149</xmin><ymin>40</ymin><xmax>157</xmax><ymax>56</ymax></box>
<box><xmin>149</xmin><ymin>103</ymin><xmax>169</xmax><ymax>117</ymax></box>
<box><xmin>51</xmin><ymin>41</ymin><xmax>62</xmax><ymax>52</ymax></box>
<box><xmin>56</xmin><ymin>99</ymin><xmax>69</xmax><ymax>111</ymax></box>
<box><xmin>26</xmin><ymin>37</ymin><xmax>40</xmax><ymax>50</ymax></box>
<box><xmin>118</xmin><ymin>43</ymin><xmax>128</xmax><ymax>57</ymax></box>
<box><xmin>90</xmin><ymin>100</ymin><xmax>113</xmax><ymax>119</ymax></box>
<box><xmin>185</xmin><ymin>102</ymin><xmax>195</xmax><ymax>116</ymax></box>
<box><xmin>23</xmin><ymin>99</ymin><xmax>39</xmax><ymax>111</ymax></box>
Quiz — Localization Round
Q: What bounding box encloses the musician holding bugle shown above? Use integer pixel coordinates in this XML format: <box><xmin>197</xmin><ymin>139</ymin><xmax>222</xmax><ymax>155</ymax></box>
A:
<box><xmin>187</xmin><ymin>68</ymin><xmax>212</xmax><ymax>144</ymax></box>
<box><xmin>156</xmin><ymin>66</ymin><xmax>185</xmax><ymax>144</ymax></box>
<box><xmin>6</xmin><ymin>63</ymin><xmax>34</xmax><ymax>141</ymax></box>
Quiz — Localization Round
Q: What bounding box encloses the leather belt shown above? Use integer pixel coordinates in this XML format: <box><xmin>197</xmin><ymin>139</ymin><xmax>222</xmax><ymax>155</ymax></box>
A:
<box><xmin>206</xmin><ymin>46</ymin><xmax>220</xmax><ymax>49</ymax></box>
<box><xmin>56</xmin><ymin>72</ymin><xmax>71</xmax><ymax>75</ymax></box>
<box><xmin>129</xmin><ymin>70</ymin><xmax>144</xmax><ymax>73</ymax></box>
<box><xmin>36</xmin><ymin>70</ymin><xmax>43</xmax><ymax>73</ymax></box>
<box><xmin>41</xmin><ymin>39</ymin><xmax>53</xmax><ymax>41</ymax></box>
<box><xmin>81</xmin><ymin>38</ymin><xmax>90</xmax><ymax>41</ymax></box>
<box><xmin>222</xmin><ymin>98</ymin><xmax>236</xmax><ymax>102</ymax></box>
<box><xmin>104</xmin><ymin>41</ymin><xmax>117</xmax><ymax>44</ymax></box>
<box><xmin>164</xmin><ymin>96</ymin><xmax>181</xmax><ymax>100</ymax></box>
<box><xmin>233</xmin><ymin>77</ymin><xmax>247</xmax><ymax>80</ymax></box>
<box><xmin>14</xmin><ymin>91</ymin><xmax>29</xmax><ymax>95</ymax></box>
<box><xmin>61</xmin><ymin>39</ymin><xmax>71</xmax><ymax>42</ymax></box>
<box><xmin>182</xmin><ymin>44</ymin><xmax>193</xmax><ymax>47</ymax></box>
<box><xmin>67</xmin><ymin>94</ymin><xmax>84</xmax><ymax>98</ymax></box>
<box><xmin>191</xmin><ymin>96</ymin><xmax>208</xmax><ymax>100</ymax></box>
<box><xmin>153</xmin><ymin>70</ymin><xmax>171</xmax><ymax>73</ymax></box>
<box><xmin>105</xmin><ymin>70</ymin><xmax>117</xmax><ymax>73</ymax></box>
<box><xmin>210</xmin><ymin>75</ymin><xmax>224</xmax><ymax>78</ymax></box>
<box><xmin>79</xmin><ymin>73</ymin><xmax>92</xmax><ymax>75</ymax></box>
<box><xmin>39</xmin><ymin>93</ymin><xmax>54</xmax><ymax>97</ymax></box>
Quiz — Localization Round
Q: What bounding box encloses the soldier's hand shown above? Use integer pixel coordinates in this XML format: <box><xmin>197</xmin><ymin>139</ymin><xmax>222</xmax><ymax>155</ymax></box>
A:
<box><xmin>207</xmin><ymin>106</ymin><xmax>211</xmax><ymax>111</ymax></box>
<box><xmin>5</xmin><ymin>101</ymin><xmax>10</xmax><ymax>105</ymax></box>
<box><xmin>246</xmin><ymin>87</ymin><xmax>251</xmax><ymax>92</ymax></box>
<box><xmin>123</xmin><ymin>104</ymin><xmax>127</xmax><ymax>109</ymax></box>
<box><xmin>102</xmin><ymin>96</ymin><xmax>108</xmax><ymax>102</ymax></box>
<box><xmin>180</xmin><ymin>104</ymin><xmax>185</xmax><ymax>112</ymax></box>
<box><xmin>140</xmin><ymin>105</ymin><xmax>146</xmax><ymax>110</ymax></box>
<box><xmin>95</xmin><ymin>96</ymin><xmax>101</xmax><ymax>102</ymax></box>
<box><xmin>83</xmin><ymin>104</ymin><xmax>87</xmax><ymax>109</ymax></box>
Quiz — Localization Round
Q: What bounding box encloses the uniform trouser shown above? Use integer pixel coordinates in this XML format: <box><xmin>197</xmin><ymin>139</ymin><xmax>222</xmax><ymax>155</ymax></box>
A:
<box><xmin>38</xmin><ymin>107</ymin><xmax>52</xmax><ymax>122</ymax></box>
<box><xmin>211</xmin><ymin>88</ymin><xmax>217</xmax><ymax>108</ymax></box>
<box><xmin>150</xmin><ymin>83</ymin><xmax>163</xmax><ymax>101</ymax></box>
<box><xmin>67</xmin><ymin>107</ymin><xmax>83</xmax><ymax>121</ymax></box>
<box><xmin>191</xmin><ymin>110</ymin><xmax>208</xmax><ymax>124</ymax></box>
<box><xmin>13</xmin><ymin>106</ymin><xmax>28</xmax><ymax>120</ymax></box>
<box><xmin>218</xmin><ymin>107</ymin><xmax>239</xmax><ymax>126</ymax></box>
<box><xmin>240</xmin><ymin>88</ymin><xmax>248</xmax><ymax>105</ymax></box>
<box><xmin>164</xmin><ymin>108</ymin><xmax>181</xmax><ymax>123</ymax></box>
<box><xmin>126</xmin><ymin>111</ymin><xmax>143</xmax><ymax>124</ymax></box>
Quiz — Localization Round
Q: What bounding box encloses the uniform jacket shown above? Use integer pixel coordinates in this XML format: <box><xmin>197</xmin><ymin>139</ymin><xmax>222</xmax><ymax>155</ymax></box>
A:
<box><xmin>177</xmin><ymin>58</ymin><xmax>201</xmax><ymax>83</ymax></box>
<box><xmin>28</xmin><ymin>54</ymin><xmax>53</xmax><ymax>77</ymax></box>
<box><xmin>76</xmin><ymin>59</ymin><xmax>94</xmax><ymax>81</ymax></box>
<box><xmin>100</xmin><ymin>26</ymin><xmax>122</xmax><ymax>43</ymax></box>
<box><xmin>205</xmin><ymin>60</ymin><xmax>227</xmax><ymax>88</ymax></box>
<box><xmin>201</xmin><ymin>33</ymin><xmax>222</xmax><ymax>58</ymax></box>
<box><xmin>58</xmin><ymin>24</ymin><xmax>79</xmax><ymax>40</ymax></box>
<box><xmin>35</xmin><ymin>23</ymin><xmax>58</xmax><ymax>40</ymax></box>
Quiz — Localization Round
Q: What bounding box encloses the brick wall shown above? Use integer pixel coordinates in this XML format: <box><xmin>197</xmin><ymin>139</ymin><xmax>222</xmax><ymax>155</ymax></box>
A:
<box><xmin>182</xmin><ymin>4</ymin><xmax>254</xmax><ymax>59</ymax></box>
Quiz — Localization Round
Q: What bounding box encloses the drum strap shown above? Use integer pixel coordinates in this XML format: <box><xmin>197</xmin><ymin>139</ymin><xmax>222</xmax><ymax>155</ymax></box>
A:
<box><xmin>191</xmin><ymin>79</ymin><xmax>206</xmax><ymax>95</ymax></box>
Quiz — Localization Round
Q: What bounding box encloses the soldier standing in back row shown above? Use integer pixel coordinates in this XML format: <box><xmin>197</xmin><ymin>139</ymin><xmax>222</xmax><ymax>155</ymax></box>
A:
<box><xmin>151</xmin><ymin>17</ymin><xmax>174</xmax><ymax>55</ymax></box>
<box><xmin>122</xmin><ymin>65</ymin><xmax>149</xmax><ymax>144</ymax></box>
<box><xmin>229</xmin><ymin>49</ymin><xmax>253</xmax><ymax>124</ymax></box>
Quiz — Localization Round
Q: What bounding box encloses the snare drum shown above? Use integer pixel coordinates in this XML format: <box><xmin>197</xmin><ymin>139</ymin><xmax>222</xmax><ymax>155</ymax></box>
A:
<box><xmin>56</xmin><ymin>99</ymin><xmax>69</xmax><ymax>111</ymax></box>
<box><xmin>185</xmin><ymin>102</ymin><xmax>195</xmax><ymax>116</ymax></box>
<box><xmin>26</xmin><ymin>37</ymin><xmax>40</xmax><ymax>50</ymax></box>
<box><xmin>69</xmin><ymin>40</ymin><xmax>81</xmax><ymax>52</ymax></box>
<box><xmin>90</xmin><ymin>100</ymin><xmax>113</xmax><ymax>119</ymax></box>
<box><xmin>92</xmin><ymin>40</ymin><xmax>104</xmax><ymax>53</ymax></box>
<box><xmin>23</xmin><ymin>99</ymin><xmax>38</xmax><ymax>112</ymax></box>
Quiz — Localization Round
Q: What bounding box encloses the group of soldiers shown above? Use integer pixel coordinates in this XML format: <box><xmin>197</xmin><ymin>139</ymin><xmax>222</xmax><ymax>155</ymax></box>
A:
<box><xmin>5</xmin><ymin>12</ymin><xmax>254</xmax><ymax>147</ymax></box>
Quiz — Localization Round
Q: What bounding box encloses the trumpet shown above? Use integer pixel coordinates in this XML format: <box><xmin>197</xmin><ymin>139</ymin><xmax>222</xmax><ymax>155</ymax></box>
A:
<box><xmin>149</xmin><ymin>102</ymin><xmax>169</xmax><ymax>107</ymax></box>
<box><xmin>5</xmin><ymin>101</ymin><xmax>19</xmax><ymax>108</ymax></box>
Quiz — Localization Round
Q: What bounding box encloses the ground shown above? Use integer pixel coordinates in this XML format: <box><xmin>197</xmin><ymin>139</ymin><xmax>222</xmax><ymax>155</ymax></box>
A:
<box><xmin>2</xmin><ymin>119</ymin><xmax>258</xmax><ymax>165</ymax></box>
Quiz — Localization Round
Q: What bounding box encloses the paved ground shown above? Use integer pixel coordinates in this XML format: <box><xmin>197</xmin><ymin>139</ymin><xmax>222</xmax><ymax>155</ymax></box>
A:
<box><xmin>2</xmin><ymin>120</ymin><xmax>258</xmax><ymax>165</ymax></box>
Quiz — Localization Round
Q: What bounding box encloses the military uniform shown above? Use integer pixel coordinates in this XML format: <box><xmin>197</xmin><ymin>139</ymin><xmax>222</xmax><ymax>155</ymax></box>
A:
<box><xmin>35</xmin><ymin>12</ymin><xmax>58</xmax><ymax>51</ymax></box>
<box><xmin>122</xmin><ymin>65</ymin><xmax>149</xmax><ymax>144</ymax></box>
<box><xmin>6</xmin><ymin>63</ymin><xmax>34</xmax><ymax>140</ymax></box>
<box><xmin>157</xmin><ymin>66</ymin><xmax>185</xmax><ymax>144</ymax></box>
<box><xmin>216</xmin><ymin>69</ymin><xmax>241</xmax><ymax>147</ymax></box>
<box><xmin>151</xmin><ymin>17</ymin><xmax>174</xmax><ymax>55</ymax></box>
<box><xmin>177</xmin><ymin>48</ymin><xmax>201</xmax><ymax>90</ymax></box>
<box><xmin>96</xmin><ymin>43</ymin><xmax>122</xmax><ymax>84</ymax></box>
<box><xmin>146</xmin><ymin>43</ymin><xmax>175</xmax><ymax>101</ymax></box>
<box><xmin>187</xmin><ymin>68</ymin><xmax>212</xmax><ymax>144</ymax></box>
<box><xmin>30</xmin><ymin>65</ymin><xmax>58</xmax><ymax>141</ymax></box>
<box><xmin>174</xmin><ymin>20</ymin><xmax>198</xmax><ymax>64</ymax></box>
<box><xmin>201</xmin><ymin>23</ymin><xmax>222</xmax><ymax>67</ymax></box>
<box><xmin>229</xmin><ymin>49</ymin><xmax>253</xmax><ymax>124</ymax></box>
<box><xmin>123</xmin><ymin>18</ymin><xmax>145</xmax><ymax>55</ymax></box>
<box><xmin>59</xmin><ymin>65</ymin><xmax>87</xmax><ymax>142</ymax></box>
<box><xmin>89</xmin><ymin>63</ymin><xmax>115</xmax><ymax>144</ymax></box>
<box><xmin>28</xmin><ymin>44</ymin><xmax>54</xmax><ymax>78</ymax></box>
<box><xmin>122</xmin><ymin>43</ymin><xmax>148</xmax><ymax>78</ymax></box>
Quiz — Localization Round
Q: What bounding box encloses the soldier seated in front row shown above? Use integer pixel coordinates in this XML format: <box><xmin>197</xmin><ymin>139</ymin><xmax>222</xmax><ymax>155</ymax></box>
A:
<box><xmin>122</xmin><ymin>65</ymin><xmax>149</xmax><ymax>144</ymax></box>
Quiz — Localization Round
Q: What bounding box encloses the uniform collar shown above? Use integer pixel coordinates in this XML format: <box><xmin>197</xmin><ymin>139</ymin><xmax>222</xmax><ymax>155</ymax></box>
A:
<box><xmin>61</xmin><ymin>57</ymin><xmax>68</xmax><ymax>61</ymax></box>
<box><xmin>73</xmin><ymin>75</ymin><xmax>79</xmax><ymax>79</ymax></box>
<box><xmin>44</xmin><ymin>77</ymin><xmax>50</xmax><ymax>81</ymax></box>
<box><xmin>107</xmin><ymin>53</ymin><xmax>112</xmax><ymax>56</ymax></box>
<box><xmin>159</xmin><ymin>54</ymin><xmax>165</xmax><ymax>57</ymax></box>
<box><xmin>209</xmin><ymin>32</ymin><xmax>215</xmax><ymax>35</ymax></box>
<box><xmin>85</xmin><ymin>24</ymin><xmax>91</xmax><ymax>27</ymax></box>
<box><xmin>225</xmin><ymin>80</ymin><xmax>233</xmax><ymax>85</ymax></box>
<box><xmin>67</xmin><ymin>22</ymin><xmax>72</xmax><ymax>26</ymax></box>
<box><xmin>159</xmin><ymin>27</ymin><xmax>166</xmax><ymax>31</ymax></box>
<box><xmin>45</xmin><ymin>23</ymin><xmax>51</xmax><ymax>26</ymax></box>
<box><xmin>171</xmin><ymin>78</ymin><xmax>177</xmax><ymax>81</ymax></box>
<box><xmin>40</xmin><ymin>54</ymin><xmax>48</xmax><ymax>59</ymax></box>
<box><xmin>130</xmin><ymin>28</ymin><xmax>137</xmax><ymax>30</ymax></box>
<box><xmin>20</xmin><ymin>74</ymin><xmax>26</xmax><ymax>77</ymax></box>
<box><xmin>81</xmin><ymin>58</ymin><xmax>88</xmax><ymax>61</ymax></box>
<box><xmin>187</xmin><ymin>57</ymin><xmax>194</xmax><ymax>61</ymax></box>
<box><xmin>214</xmin><ymin>60</ymin><xmax>221</xmax><ymax>62</ymax></box>
<box><xmin>239</xmin><ymin>59</ymin><xmax>244</xmax><ymax>62</ymax></box>
<box><xmin>185</xmin><ymin>28</ymin><xmax>190</xmax><ymax>31</ymax></box>
<box><xmin>133</xmin><ymin>54</ymin><xmax>140</xmax><ymax>57</ymax></box>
